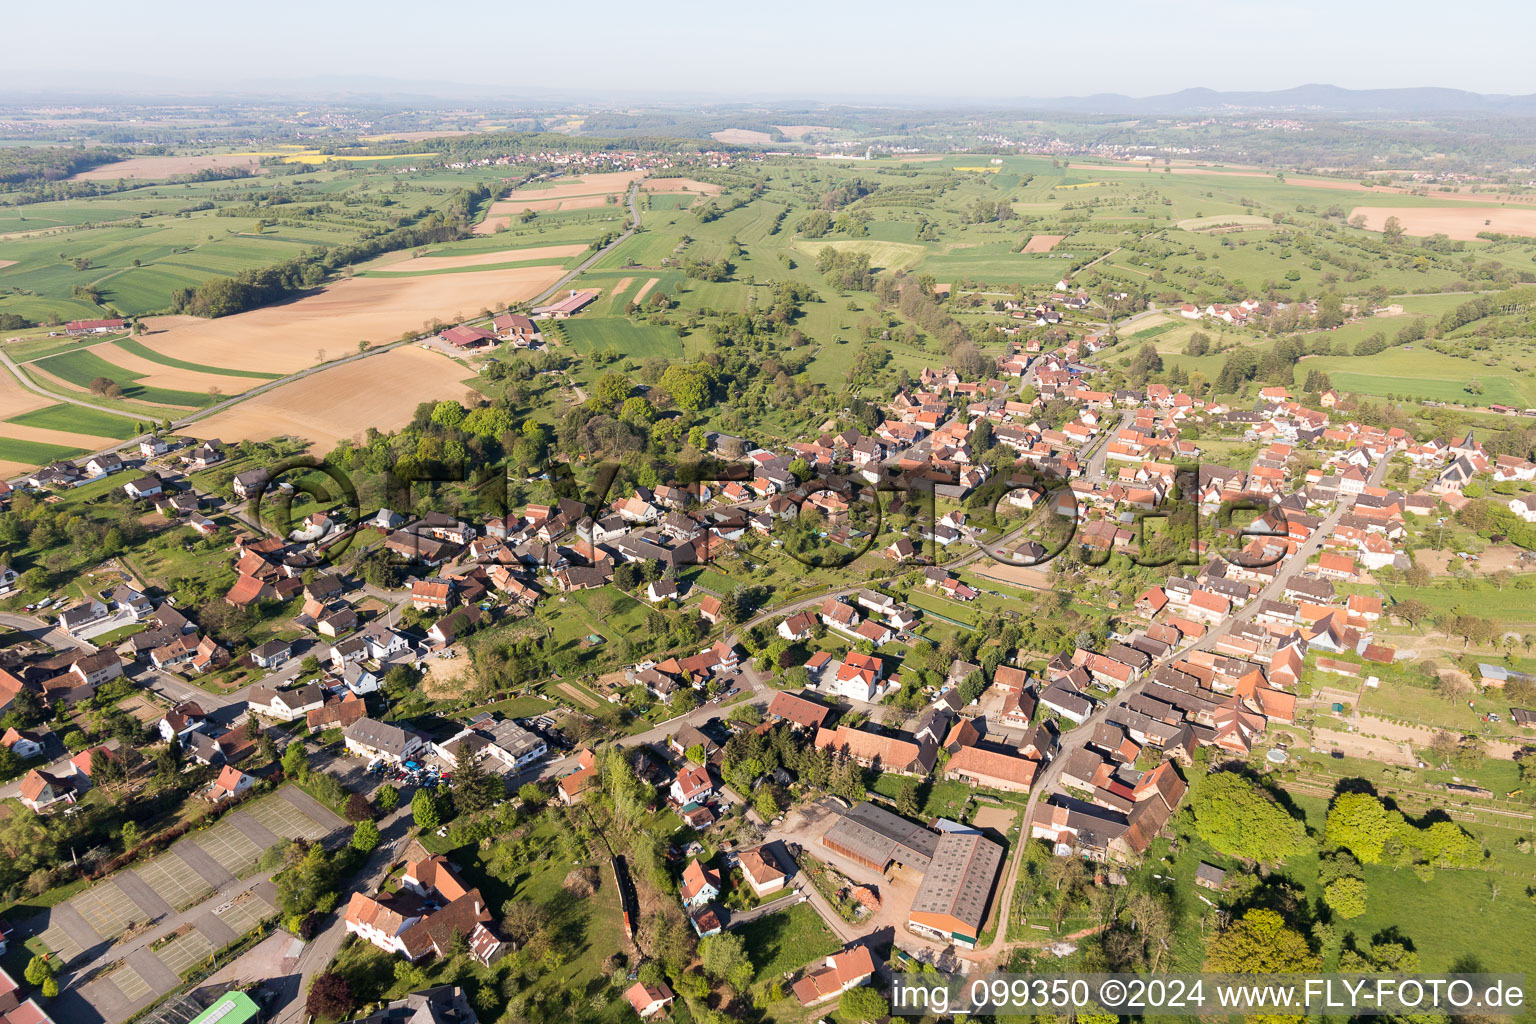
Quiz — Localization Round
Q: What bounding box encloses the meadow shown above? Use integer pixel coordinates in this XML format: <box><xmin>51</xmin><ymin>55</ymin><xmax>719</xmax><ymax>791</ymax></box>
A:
<box><xmin>557</xmin><ymin>317</ymin><xmax>682</xmax><ymax>359</ymax></box>
<box><xmin>1301</xmin><ymin>349</ymin><xmax>1536</xmax><ymax>407</ymax></box>
<box><xmin>0</xmin><ymin>436</ymin><xmax>84</xmax><ymax>465</ymax></box>
<box><xmin>33</xmin><ymin>348</ymin><xmax>216</xmax><ymax>407</ymax></box>
<box><xmin>5</xmin><ymin>403</ymin><xmax>138</xmax><ymax>438</ymax></box>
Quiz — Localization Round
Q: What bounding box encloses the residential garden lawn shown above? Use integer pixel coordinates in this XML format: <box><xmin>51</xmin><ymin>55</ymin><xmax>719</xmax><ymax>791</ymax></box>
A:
<box><xmin>902</xmin><ymin>588</ymin><xmax>980</xmax><ymax>627</ymax></box>
<box><xmin>0</xmin><ymin>436</ymin><xmax>84</xmax><ymax>464</ymax></box>
<box><xmin>449</xmin><ymin>694</ymin><xmax>557</xmax><ymax>719</ymax></box>
<box><xmin>870</xmin><ymin>776</ymin><xmax>980</xmax><ymax>819</ymax></box>
<box><xmin>113</xmin><ymin>337</ymin><xmax>284</xmax><ymax>379</ymax></box>
<box><xmin>566</xmin><ymin>586</ymin><xmax>652</xmax><ymax>638</ymax></box>
<box><xmin>127</xmin><ymin>527</ymin><xmax>238</xmax><ymax>598</ymax></box>
<box><xmin>557</xmin><ymin>316</ymin><xmax>682</xmax><ymax>359</ymax></box>
<box><xmin>5</xmin><ymin>402</ymin><xmax>138</xmax><ymax>438</ymax></box>
<box><xmin>736</xmin><ymin>901</ymin><xmax>842</xmax><ymax>985</ymax></box>
<box><xmin>686</xmin><ymin>568</ymin><xmax>737</xmax><ymax>594</ymax></box>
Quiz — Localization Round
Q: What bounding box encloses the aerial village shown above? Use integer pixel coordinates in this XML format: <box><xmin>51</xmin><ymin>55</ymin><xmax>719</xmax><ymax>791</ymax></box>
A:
<box><xmin>2</xmin><ymin>279</ymin><xmax>1534</xmax><ymax>1024</ymax></box>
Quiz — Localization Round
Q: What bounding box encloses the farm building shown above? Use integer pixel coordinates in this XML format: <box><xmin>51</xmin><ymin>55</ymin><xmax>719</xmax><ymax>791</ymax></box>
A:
<box><xmin>821</xmin><ymin>801</ymin><xmax>938</xmax><ymax>873</ymax></box>
<box><xmin>65</xmin><ymin>318</ymin><xmax>126</xmax><ymax>335</ymax></box>
<box><xmin>906</xmin><ymin>831</ymin><xmax>1004</xmax><ymax>949</ymax></box>
<box><xmin>440</xmin><ymin>324</ymin><xmax>497</xmax><ymax>349</ymax></box>
<box><xmin>536</xmin><ymin>289</ymin><xmax>599</xmax><ymax>318</ymax></box>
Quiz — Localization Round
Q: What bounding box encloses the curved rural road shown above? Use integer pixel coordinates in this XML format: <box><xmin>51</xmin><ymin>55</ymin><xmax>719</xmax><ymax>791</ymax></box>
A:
<box><xmin>0</xmin><ymin>179</ymin><xmax>647</xmax><ymax>488</ymax></box>
<box><xmin>0</xmin><ymin>349</ymin><xmax>135</xmax><ymax>418</ymax></box>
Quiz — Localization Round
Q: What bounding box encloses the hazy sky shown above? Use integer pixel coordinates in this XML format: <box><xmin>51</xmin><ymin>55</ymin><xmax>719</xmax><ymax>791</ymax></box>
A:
<box><xmin>7</xmin><ymin>0</ymin><xmax>1536</xmax><ymax>101</ymax></box>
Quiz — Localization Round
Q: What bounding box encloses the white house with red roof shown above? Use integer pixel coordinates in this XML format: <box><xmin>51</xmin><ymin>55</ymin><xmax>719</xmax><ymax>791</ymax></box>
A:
<box><xmin>669</xmin><ymin>763</ymin><xmax>713</xmax><ymax>805</ymax></box>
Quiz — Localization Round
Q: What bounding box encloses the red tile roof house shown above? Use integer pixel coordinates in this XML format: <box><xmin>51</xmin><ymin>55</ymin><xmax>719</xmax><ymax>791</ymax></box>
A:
<box><xmin>625</xmin><ymin>982</ymin><xmax>675</xmax><ymax>1019</ymax></box>
<box><xmin>738</xmin><ymin>846</ymin><xmax>788</xmax><ymax>896</ymax></box>
<box><xmin>558</xmin><ymin>763</ymin><xmax>598</xmax><ymax>805</ymax></box>
<box><xmin>18</xmin><ymin>769</ymin><xmax>75</xmax><ymax>813</ymax></box>
<box><xmin>670</xmin><ymin>764</ymin><xmax>714</xmax><ymax>805</ymax></box>
<box><xmin>411</xmin><ymin>578</ymin><xmax>456</xmax><ymax>613</ymax></box>
<box><xmin>945</xmin><ymin>745</ymin><xmax>1039</xmax><ymax>793</ymax></box>
<box><xmin>0</xmin><ymin>969</ymin><xmax>53</xmax><ymax>1024</ymax></box>
<box><xmin>777</xmin><ymin>611</ymin><xmax>817</xmax><ymax>641</ymax></box>
<box><xmin>766</xmin><ymin>690</ymin><xmax>832</xmax><ymax>731</ymax></box>
<box><xmin>819</xmin><ymin>597</ymin><xmax>861</xmax><ymax>634</ymax></box>
<box><xmin>66</xmin><ymin>317</ymin><xmax>126</xmax><ymax>335</ymax></box>
<box><xmin>491</xmin><ymin>312</ymin><xmax>540</xmax><ymax>345</ymax></box>
<box><xmin>680</xmin><ymin>858</ymin><xmax>722</xmax><ymax>908</ymax></box>
<box><xmin>791</xmin><ymin>945</ymin><xmax>877</xmax><ymax>1005</ymax></box>
<box><xmin>813</xmin><ymin>724</ymin><xmax>935</xmax><ymax>776</ymax></box>
<box><xmin>207</xmin><ymin>765</ymin><xmax>254</xmax><ymax>802</ymax></box>
<box><xmin>1316</xmin><ymin>552</ymin><xmax>1359</xmax><ymax>580</ymax></box>
<box><xmin>439</xmin><ymin>324</ymin><xmax>497</xmax><ymax>349</ymax></box>
<box><xmin>345</xmin><ymin>851</ymin><xmax>505</xmax><ymax>966</ymax></box>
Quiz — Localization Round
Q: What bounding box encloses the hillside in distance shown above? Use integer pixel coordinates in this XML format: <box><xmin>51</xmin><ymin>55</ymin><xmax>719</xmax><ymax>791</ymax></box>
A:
<box><xmin>1007</xmin><ymin>83</ymin><xmax>1536</xmax><ymax>116</ymax></box>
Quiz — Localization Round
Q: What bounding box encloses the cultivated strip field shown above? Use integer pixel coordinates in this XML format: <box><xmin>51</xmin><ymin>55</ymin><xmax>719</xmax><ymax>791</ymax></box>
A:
<box><xmin>710</xmin><ymin>129</ymin><xmax>772</xmax><ymax>144</ymax></box>
<box><xmin>0</xmin><ymin>421</ymin><xmax>120</xmax><ymax>451</ymax></box>
<box><xmin>1347</xmin><ymin>205</ymin><xmax>1536</xmax><ymax>240</ymax></box>
<box><xmin>70</xmin><ymin>153</ymin><xmax>267</xmax><ymax>180</ymax></box>
<box><xmin>97</xmin><ymin>342</ymin><xmax>268</xmax><ymax>393</ymax></box>
<box><xmin>1021</xmin><ymin>234</ymin><xmax>1065</xmax><ymax>252</ymax></box>
<box><xmin>188</xmin><ymin>345</ymin><xmax>479</xmax><ymax>447</ymax></box>
<box><xmin>487</xmin><ymin>194</ymin><xmax>614</xmax><ymax>214</ymax></box>
<box><xmin>639</xmin><ymin>178</ymin><xmax>722</xmax><ymax>195</ymax></box>
<box><xmin>136</xmin><ymin>264</ymin><xmax>569</xmax><ymax>374</ymax></box>
<box><xmin>371</xmin><ymin>242</ymin><xmax>588</xmax><ymax>273</ymax></box>
<box><xmin>0</xmin><ymin>362</ymin><xmax>54</xmax><ymax>419</ymax></box>
<box><xmin>475</xmin><ymin>171</ymin><xmax>643</xmax><ymax>233</ymax></box>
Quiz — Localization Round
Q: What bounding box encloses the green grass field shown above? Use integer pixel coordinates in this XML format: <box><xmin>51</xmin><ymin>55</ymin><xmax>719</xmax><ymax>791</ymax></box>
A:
<box><xmin>736</xmin><ymin>902</ymin><xmax>841</xmax><ymax>984</ymax></box>
<box><xmin>357</xmin><ymin>256</ymin><xmax>575</xmax><ymax>278</ymax></box>
<box><xmin>34</xmin><ymin>349</ymin><xmax>218</xmax><ymax>408</ymax></box>
<box><xmin>559</xmin><ymin>317</ymin><xmax>682</xmax><ymax>359</ymax></box>
<box><xmin>790</xmin><ymin>238</ymin><xmax>926</xmax><ymax>272</ymax></box>
<box><xmin>5</xmin><ymin>403</ymin><xmax>138</xmax><ymax>438</ymax></box>
<box><xmin>0</xmin><ymin>437</ymin><xmax>85</xmax><ymax>464</ymax></box>
<box><xmin>1300</xmin><ymin>349</ymin><xmax>1536</xmax><ymax>407</ymax></box>
<box><xmin>1129</xmin><ymin>321</ymin><xmax>1179</xmax><ymax>341</ymax></box>
<box><xmin>113</xmin><ymin>337</ymin><xmax>282</xmax><ymax>379</ymax></box>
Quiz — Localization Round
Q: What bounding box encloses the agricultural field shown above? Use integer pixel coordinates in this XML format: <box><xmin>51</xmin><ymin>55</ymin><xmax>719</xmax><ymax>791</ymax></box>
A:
<box><xmin>134</xmin><ymin>263</ymin><xmax>569</xmax><ymax>374</ymax></box>
<box><xmin>33</xmin><ymin>348</ymin><xmax>220</xmax><ymax>407</ymax></box>
<box><xmin>476</xmin><ymin>171</ymin><xmax>641</xmax><ymax>233</ymax></box>
<box><xmin>1300</xmin><ymin>348</ymin><xmax>1536</xmax><ymax>407</ymax></box>
<box><xmin>188</xmin><ymin>345</ymin><xmax>480</xmax><ymax>448</ymax></box>
<box><xmin>556</xmin><ymin>317</ymin><xmax>682</xmax><ymax>359</ymax></box>
<box><xmin>5</xmin><ymin>403</ymin><xmax>136</xmax><ymax>438</ymax></box>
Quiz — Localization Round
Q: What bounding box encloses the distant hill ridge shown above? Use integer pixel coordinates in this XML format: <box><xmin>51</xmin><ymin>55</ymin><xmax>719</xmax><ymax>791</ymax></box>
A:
<box><xmin>1005</xmin><ymin>83</ymin><xmax>1536</xmax><ymax>116</ymax></box>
